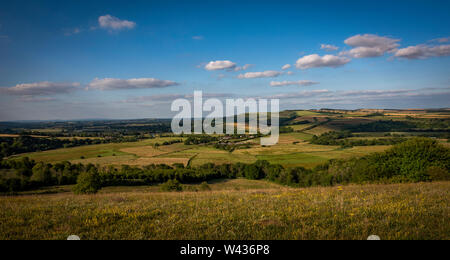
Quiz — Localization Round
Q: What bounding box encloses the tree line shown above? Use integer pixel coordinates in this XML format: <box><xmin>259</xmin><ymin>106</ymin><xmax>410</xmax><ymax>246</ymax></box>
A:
<box><xmin>1</xmin><ymin>138</ymin><xmax>448</xmax><ymax>194</ymax></box>
<box><xmin>310</xmin><ymin>131</ymin><xmax>407</xmax><ymax>147</ymax></box>
<box><xmin>0</xmin><ymin>135</ymin><xmax>146</xmax><ymax>159</ymax></box>
<box><xmin>345</xmin><ymin>119</ymin><xmax>450</xmax><ymax>132</ymax></box>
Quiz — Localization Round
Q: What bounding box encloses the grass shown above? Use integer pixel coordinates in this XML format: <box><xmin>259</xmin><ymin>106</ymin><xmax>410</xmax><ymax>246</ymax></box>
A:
<box><xmin>303</xmin><ymin>125</ymin><xmax>336</xmax><ymax>135</ymax></box>
<box><xmin>294</xmin><ymin>110</ymin><xmax>322</xmax><ymax>116</ymax></box>
<box><xmin>0</xmin><ymin>180</ymin><xmax>448</xmax><ymax>240</ymax></box>
<box><xmin>15</xmin><ymin>137</ymin><xmax>186</xmax><ymax>165</ymax></box>
<box><xmin>14</xmin><ymin>133</ymin><xmax>393</xmax><ymax>169</ymax></box>
<box><xmin>289</xmin><ymin>124</ymin><xmax>314</xmax><ymax>131</ymax></box>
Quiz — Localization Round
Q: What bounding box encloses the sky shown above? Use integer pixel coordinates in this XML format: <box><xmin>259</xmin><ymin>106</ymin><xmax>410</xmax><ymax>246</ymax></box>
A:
<box><xmin>0</xmin><ymin>0</ymin><xmax>449</xmax><ymax>121</ymax></box>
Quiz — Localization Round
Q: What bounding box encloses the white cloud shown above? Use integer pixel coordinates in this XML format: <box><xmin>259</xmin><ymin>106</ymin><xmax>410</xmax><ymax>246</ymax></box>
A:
<box><xmin>0</xmin><ymin>82</ymin><xmax>81</xmax><ymax>96</ymax></box>
<box><xmin>192</xmin><ymin>36</ymin><xmax>204</xmax><ymax>40</ymax></box>
<box><xmin>321</xmin><ymin>44</ymin><xmax>339</xmax><ymax>51</ymax></box>
<box><xmin>295</xmin><ymin>54</ymin><xmax>350</xmax><ymax>69</ymax></box>
<box><xmin>341</xmin><ymin>47</ymin><xmax>387</xmax><ymax>58</ymax></box>
<box><xmin>343</xmin><ymin>34</ymin><xmax>400</xmax><ymax>58</ymax></box>
<box><xmin>237</xmin><ymin>71</ymin><xmax>283</xmax><ymax>79</ymax></box>
<box><xmin>344</xmin><ymin>34</ymin><xmax>400</xmax><ymax>49</ymax></box>
<box><xmin>270</xmin><ymin>80</ymin><xmax>319</xmax><ymax>87</ymax></box>
<box><xmin>87</xmin><ymin>78</ymin><xmax>179</xmax><ymax>90</ymax></box>
<box><xmin>98</xmin><ymin>15</ymin><xmax>136</xmax><ymax>31</ymax></box>
<box><xmin>234</xmin><ymin>64</ymin><xmax>252</xmax><ymax>71</ymax></box>
<box><xmin>281</xmin><ymin>64</ymin><xmax>291</xmax><ymax>70</ymax></box>
<box><xmin>395</xmin><ymin>44</ymin><xmax>450</xmax><ymax>59</ymax></box>
<box><xmin>204</xmin><ymin>60</ymin><xmax>237</xmax><ymax>71</ymax></box>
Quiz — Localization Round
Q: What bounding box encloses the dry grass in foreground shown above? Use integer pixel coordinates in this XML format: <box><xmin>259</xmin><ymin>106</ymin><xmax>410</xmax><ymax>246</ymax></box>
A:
<box><xmin>0</xmin><ymin>181</ymin><xmax>448</xmax><ymax>240</ymax></box>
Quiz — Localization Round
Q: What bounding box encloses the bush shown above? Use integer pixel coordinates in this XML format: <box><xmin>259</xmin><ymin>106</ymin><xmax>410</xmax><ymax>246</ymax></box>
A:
<box><xmin>199</xmin><ymin>181</ymin><xmax>211</xmax><ymax>191</ymax></box>
<box><xmin>384</xmin><ymin>138</ymin><xmax>450</xmax><ymax>182</ymax></box>
<box><xmin>322</xmin><ymin>138</ymin><xmax>450</xmax><ymax>183</ymax></box>
<box><xmin>73</xmin><ymin>168</ymin><xmax>101</xmax><ymax>194</ymax></box>
<box><xmin>160</xmin><ymin>179</ymin><xmax>182</xmax><ymax>192</ymax></box>
<box><xmin>244</xmin><ymin>164</ymin><xmax>261</xmax><ymax>180</ymax></box>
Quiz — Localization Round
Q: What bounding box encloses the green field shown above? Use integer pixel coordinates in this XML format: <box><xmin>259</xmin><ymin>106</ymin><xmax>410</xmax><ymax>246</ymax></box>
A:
<box><xmin>1</xmin><ymin>180</ymin><xmax>448</xmax><ymax>240</ymax></box>
<box><xmin>14</xmin><ymin>132</ymin><xmax>393</xmax><ymax>169</ymax></box>
<box><xmin>293</xmin><ymin>110</ymin><xmax>322</xmax><ymax>116</ymax></box>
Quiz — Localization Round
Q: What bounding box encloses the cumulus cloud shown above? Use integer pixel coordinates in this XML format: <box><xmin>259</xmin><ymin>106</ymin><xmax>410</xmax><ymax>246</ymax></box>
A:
<box><xmin>295</xmin><ymin>54</ymin><xmax>350</xmax><ymax>69</ymax></box>
<box><xmin>281</xmin><ymin>64</ymin><xmax>291</xmax><ymax>70</ymax></box>
<box><xmin>237</xmin><ymin>71</ymin><xmax>283</xmax><ymax>79</ymax></box>
<box><xmin>98</xmin><ymin>15</ymin><xmax>136</xmax><ymax>31</ymax></box>
<box><xmin>204</xmin><ymin>60</ymin><xmax>237</xmax><ymax>71</ymax></box>
<box><xmin>342</xmin><ymin>34</ymin><xmax>400</xmax><ymax>58</ymax></box>
<box><xmin>344</xmin><ymin>34</ymin><xmax>400</xmax><ymax>49</ymax></box>
<box><xmin>270</xmin><ymin>80</ymin><xmax>319</xmax><ymax>87</ymax></box>
<box><xmin>395</xmin><ymin>44</ymin><xmax>450</xmax><ymax>59</ymax></box>
<box><xmin>87</xmin><ymin>78</ymin><xmax>179</xmax><ymax>90</ymax></box>
<box><xmin>0</xmin><ymin>82</ymin><xmax>81</xmax><ymax>96</ymax></box>
<box><xmin>341</xmin><ymin>47</ymin><xmax>388</xmax><ymax>58</ymax></box>
<box><xmin>204</xmin><ymin>60</ymin><xmax>250</xmax><ymax>72</ymax></box>
<box><xmin>321</xmin><ymin>44</ymin><xmax>339</xmax><ymax>51</ymax></box>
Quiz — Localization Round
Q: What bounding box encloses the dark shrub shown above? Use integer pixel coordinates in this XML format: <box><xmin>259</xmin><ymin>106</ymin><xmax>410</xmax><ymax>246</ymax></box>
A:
<box><xmin>244</xmin><ymin>164</ymin><xmax>261</xmax><ymax>180</ymax></box>
<box><xmin>160</xmin><ymin>179</ymin><xmax>182</xmax><ymax>192</ymax></box>
<box><xmin>199</xmin><ymin>181</ymin><xmax>211</xmax><ymax>191</ymax></box>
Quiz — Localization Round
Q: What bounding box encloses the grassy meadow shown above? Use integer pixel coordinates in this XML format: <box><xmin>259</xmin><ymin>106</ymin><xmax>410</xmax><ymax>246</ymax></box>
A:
<box><xmin>14</xmin><ymin>131</ymin><xmax>394</xmax><ymax>169</ymax></box>
<box><xmin>0</xmin><ymin>179</ymin><xmax>448</xmax><ymax>240</ymax></box>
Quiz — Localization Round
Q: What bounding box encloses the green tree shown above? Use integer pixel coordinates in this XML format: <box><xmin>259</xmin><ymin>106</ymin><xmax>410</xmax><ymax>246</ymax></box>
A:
<box><xmin>30</xmin><ymin>162</ymin><xmax>52</xmax><ymax>185</ymax></box>
<box><xmin>73</xmin><ymin>168</ymin><xmax>101</xmax><ymax>194</ymax></box>
<box><xmin>244</xmin><ymin>164</ymin><xmax>261</xmax><ymax>180</ymax></box>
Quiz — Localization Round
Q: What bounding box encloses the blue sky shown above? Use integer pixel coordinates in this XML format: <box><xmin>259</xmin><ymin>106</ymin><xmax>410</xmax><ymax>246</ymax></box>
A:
<box><xmin>0</xmin><ymin>0</ymin><xmax>449</xmax><ymax>120</ymax></box>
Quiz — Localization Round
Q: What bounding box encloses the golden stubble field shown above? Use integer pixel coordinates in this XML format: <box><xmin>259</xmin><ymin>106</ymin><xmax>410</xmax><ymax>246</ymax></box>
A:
<box><xmin>0</xmin><ymin>180</ymin><xmax>448</xmax><ymax>240</ymax></box>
